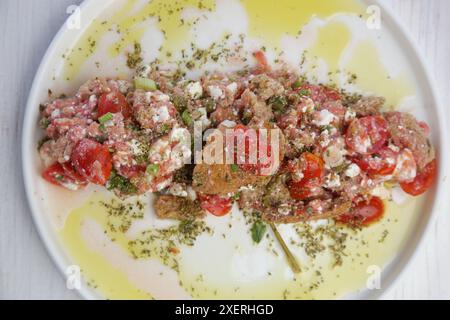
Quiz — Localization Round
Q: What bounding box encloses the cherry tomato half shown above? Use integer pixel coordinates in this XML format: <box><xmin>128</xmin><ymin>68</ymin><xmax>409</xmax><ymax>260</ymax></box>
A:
<box><xmin>42</xmin><ymin>162</ymin><xmax>87</xmax><ymax>190</ymax></box>
<box><xmin>352</xmin><ymin>147</ymin><xmax>398</xmax><ymax>176</ymax></box>
<box><xmin>338</xmin><ymin>196</ymin><xmax>384</xmax><ymax>227</ymax></box>
<box><xmin>199</xmin><ymin>194</ymin><xmax>232</xmax><ymax>217</ymax></box>
<box><xmin>71</xmin><ymin>138</ymin><xmax>113</xmax><ymax>185</ymax></box>
<box><xmin>288</xmin><ymin>152</ymin><xmax>325</xmax><ymax>182</ymax></box>
<box><xmin>345</xmin><ymin>116</ymin><xmax>389</xmax><ymax>155</ymax></box>
<box><xmin>97</xmin><ymin>91</ymin><xmax>131</xmax><ymax>119</ymax></box>
<box><xmin>400</xmin><ymin>159</ymin><xmax>437</xmax><ymax>196</ymax></box>
<box><xmin>288</xmin><ymin>179</ymin><xmax>323</xmax><ymax>201</ymax></box>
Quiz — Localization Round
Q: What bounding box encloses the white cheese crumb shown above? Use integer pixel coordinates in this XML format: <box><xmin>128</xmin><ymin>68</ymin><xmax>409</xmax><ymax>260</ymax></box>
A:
<box><xmin>152</xmin><ymin>106</ymin><xmax>170</xmax><ymax>123</ymax></box>
<box><xmin>170</xmin><ymin>127</ymin><xmax>190</xmax><ymax>144</ymax></box>
<box><xmin>129</xmin><ymin>139</ymin><xmax>142</xmax><ymax>155</ymax></box>
<box><xmin>226</xmin><ymin>82</ymin><xmax>238</xmax><ymax>96</ymax></box>
<box><xmin>344</xmin><ymin>109</ymin><xmax>356</xmax><ymax>122</ymax></box>
<box><xmin>371</xmin><ymin>185</ymin><xmax>391</xmax><ymax>200</ymax></box>
<box><xmin>187</xmin><ymin>81</ymin><xmax>203</xmax><ymax>99</ymax></box>
<box><xmin>192</xmin><ymin>107</ymin><xmax>210</xmax><ymax>129</ymax></box>
<box><xmin>208</xmin><ymin>85</ymin><xmax>224</xmax><ymax>100</ymax></box>
<box><xmin>323</xmin><ymin>145</ymin><xmax>345</xmax><ymax>168</ymax></box>
<box><xmin>345</xmin><ymin>163</ymin><xmax>361</xmax><ymax>178</ymax></box>
<box><xmin>325</xmin><ymin>173</ymin><xmax>341</xmax><ymax>189</ymax></box>
<box><xmin>313</xmin><ymin>109</ymin><xmax>336</xmax><ymax>126</ymax></box>
<box><xmin>220</xmin><ymin>120</ymin><xmax>236</xmax><ymax>128</ymax></box>
<box><xmin>168</xmin><ymin>183</ymin><xmax>188</xmax><ymax>197</ymax></box>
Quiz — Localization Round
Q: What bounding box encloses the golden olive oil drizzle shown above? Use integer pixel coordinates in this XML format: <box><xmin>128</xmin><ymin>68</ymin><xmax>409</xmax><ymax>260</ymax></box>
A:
<box><xmin>58</xmin><ymin>0</ymin><xmax>420</xmax><ymax>299</ymax></box>
<box><xmin>59</xmin><ymin>195</ymin><xmax>151</xmax><ymax>299</ymax></box>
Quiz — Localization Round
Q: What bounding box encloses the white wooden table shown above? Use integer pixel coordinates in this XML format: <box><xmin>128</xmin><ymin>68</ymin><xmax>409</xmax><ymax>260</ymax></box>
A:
<box><xmin>0</xmin><ymin>0</ymin><xmax>449</xmax><ymax>300</ymax></box>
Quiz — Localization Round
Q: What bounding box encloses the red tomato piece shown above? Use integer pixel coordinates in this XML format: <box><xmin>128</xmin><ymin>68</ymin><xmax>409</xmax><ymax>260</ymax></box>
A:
<box><xmin>352</xmin><ymin>147</ymin><xmax>398</xmax><ymax>176</ymax></box>
<box><xmin>288</xmin><ymin>179</ymin><xmax>323</xmax><ymax>201</ymax></box>
<box><xmin>42</xmin><ymin>162</ymin><xmax>87</xmax><ymax>190</ymax></box>
<box><xmin>253</xmin><ymin>51</ymin><xmax>269</xmax><ymax>70</ymax></box>
<box><xmin>97</xmin><ymin>91</ymin><xmax>131</xmax><ymax>119</ymax></box>
<box><xmin>345</xmin><ymin>116</ymin><xmax>389</xmax><ymax>155</ymax></box>
<box><xmin>400</xmin><ymin>159</ymin><xmax>437</xmax><ymax>196</ymax></box>
<box><xmin>71</xmin><ymin>138</ymin><xmax>113</xmax><ymax>185</ymax></box>
<box><xmin>288</xmin><ymin>152</ymin><xmax>325</xmax><ymax>182</ymax></box>
<box><xmin>199</xmin><ymin>194</ymin><xmax>232</xmax><ymax>217</ymax></box>
<box><xmin>338</xmin><ymin>196</ymin><xmax>384</xmax><ymax>226</ymax></box>
<box><xmin>299</xmin><ymin>84</ymin><xmax>341</xmax><ymax>104</ymax></box>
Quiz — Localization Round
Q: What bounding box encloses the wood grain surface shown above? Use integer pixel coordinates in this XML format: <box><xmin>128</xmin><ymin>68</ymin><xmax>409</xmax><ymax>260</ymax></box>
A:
<box><xmin>0</xmin><ymin>0</ymin><xmax>448</xmax><ymax>299</ymax></box>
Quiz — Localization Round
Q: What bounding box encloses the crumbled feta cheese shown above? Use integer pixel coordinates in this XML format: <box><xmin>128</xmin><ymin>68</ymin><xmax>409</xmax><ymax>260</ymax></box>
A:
<box><xmin>187</xmin><ymin>81</ymin><xmax>203</xmax><ymax>99</ymax></box>
<box><xmin>313</xmin><ymin>109</ymin><xmax>336</xmax><ymax>126</ymax></box>
<box><xmin>325</xmin><ymin>173</ymin><xmax>341</xmax><ymax>189</ymax></box>
<box><xmin>170</xmin><ymin>127</ymin><xmax>190</xmax><ymax>144</ymax></box>
<box><xmin>323</xmin><ymin>145</ymin><xmax>345</xmax><ymax>168</ymax></box>
<box><xmin>116</xmin><ymin>80</ymin><xmax>131</xmax><ymax>94</ymax></box>
<box><xmin>345</xmin><ymin>163</ymin><xmax>361</xmax><ymax>178</ymax></box>
<box><xmin>208</xmin><ymin>85</ymin><xmax>224</xmax><ymax>100</ymax></box>
<box><xmin>278</xmin><ymin>204</ymin><xmax>291</xmax><ymax>216</ymax></box>
<box><xmin>226</xmin><ymin>82</ymin><xmax>238</xmax><ymax>96</ymax></box>
<box><xmin>156</xmin><ymin>94</ymin><xmax>170</xmax><ymax>102</ymax></box>
<box><xmin>51</xmin><ymin>109</ymin><xmax>61</xmax><ymax>118</ymax></box>
<box><xmin>320</xmin><ymin>130</ymin><xmax>331</xmax><ymax>148</ymax></box>
<box><xmin>344</xmin><ymin>109</ymin><xmax>356</xmax><ymax>122</ymax></box>
<box><xmin>388</xmin><ymin>144</ymin><xmax>400</xmax><ymax>153</ymax></box>
<box><xmin>192</xmin><ymin>107</ymin><xmax>211</xmax><ymax>129</ymax></box>
<box><xmin>129</xmin><ymin>139</ymin><xmax>142</xmax><ymax>155</ymax></box>
<box><xmin>371</xmin><ymin>185</ymin><xmax>391</xmax><ymax>199</ymax></box>
<box><xmin>394</xmin><ymin>149</ymin><xmax>417</xmax><ymax>182</ymax></box>
<box><xmin>187</xmin><ymin>186</ymin><xmax>197</xmax><ymax>201</ymax></box>
<box><xmin>168</xmin><ymin>183</ymin><xmax>188</xmax><ymax>197</ymax></box>
<box><xmin>220</xmin><ymin>120</ymin><xmax>236</xmax><ymax>128</ymax></box>
<box><xmin>152</xmin><ymin>106</ymin><xmax>170</xmax><ymax>123</ymax></box>
<box><xmin>301</xmin><ymin>97</ymin><xmax>315</xmax><ymax>113</ymax></box>
<box><xmin>144</xmin><ymin>92</ymin><xmax>154</xmax><ymax>103</ymax></box>
<box><xmin>239</xmin><ymin>185</ymin><xmax>255</xmax><ymax>191</ymax></box>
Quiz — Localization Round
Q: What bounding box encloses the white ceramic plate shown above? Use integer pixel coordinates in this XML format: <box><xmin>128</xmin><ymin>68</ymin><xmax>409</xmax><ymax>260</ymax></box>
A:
<box><xmin>22</xmin><ymin>0</ymin><xmax>448</xmax><ymax>299</ymax></box>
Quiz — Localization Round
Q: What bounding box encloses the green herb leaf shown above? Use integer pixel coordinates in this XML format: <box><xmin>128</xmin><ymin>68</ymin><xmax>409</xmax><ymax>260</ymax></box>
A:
<box><xmin>146</xmin><ymin>164</ymin><xmax>160</xmax><ymax>175</ymax></box>
<box><xmin>135</xmin><ymin>77</ymin><xmax>157</xmax><ymax>91</ymax></box>
<box><xmin>251</xmin><ymin>220</ymin><xmax>267</xmax><ymax>244</ymax></box>
<box><xmin>98</xmin><ymin>112</ymin><xmax>113</xmax><ymax>124</ymax></box>
<box><xmin>182</xmin><ymin>110</ymin><xmax>193</xmax><ymax>127</ymax></box>
<box><xmin>292</xmin><ymin>79</ymin><xmax>303</xmax><ymax>89</ymax></box>
<box><xmin>230</xmin><ymin>164</ymin><xmax>239</xmax><ymax>172</ymax></box>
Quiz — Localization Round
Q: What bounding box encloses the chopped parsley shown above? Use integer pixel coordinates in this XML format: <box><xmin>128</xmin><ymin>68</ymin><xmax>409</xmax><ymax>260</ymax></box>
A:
<box><xmin>107</xmin><ymin>172</ymin><xmax>137</xmax><ymax>195</ymax></box>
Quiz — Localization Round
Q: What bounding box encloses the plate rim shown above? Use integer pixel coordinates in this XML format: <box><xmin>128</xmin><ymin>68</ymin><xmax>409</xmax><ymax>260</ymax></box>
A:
<box><xmin>21</xmin><ymin>0</ymin><xmax>449</xmax><ymax>300</ymax></box>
